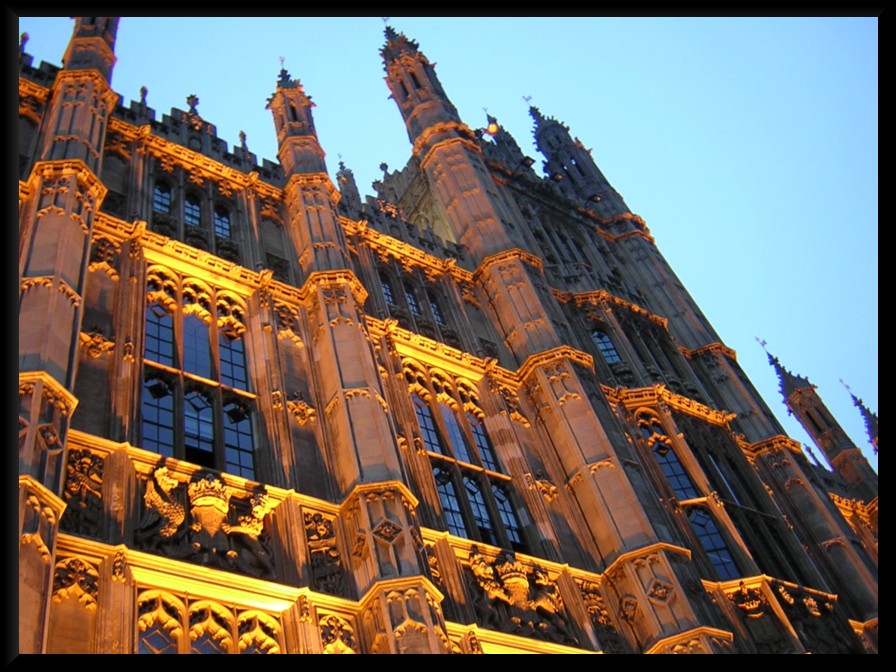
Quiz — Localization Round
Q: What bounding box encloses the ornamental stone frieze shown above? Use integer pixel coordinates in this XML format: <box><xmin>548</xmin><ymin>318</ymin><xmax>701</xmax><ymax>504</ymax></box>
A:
<box><xmin>60</xmin><ymin>448</ymin><xmax>104</xmax><ymax>536</ymax></box>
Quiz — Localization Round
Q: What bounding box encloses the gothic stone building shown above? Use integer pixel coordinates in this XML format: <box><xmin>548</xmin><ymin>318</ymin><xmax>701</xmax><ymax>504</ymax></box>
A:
<box><xmin>18</xmin><ymin>18</ymin><xmax>878</xmax><ymax>654</ymax></box>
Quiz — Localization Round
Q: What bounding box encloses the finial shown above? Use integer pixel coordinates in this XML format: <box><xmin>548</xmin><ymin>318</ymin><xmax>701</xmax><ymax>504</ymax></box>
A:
<box><xmin>139</xmin><ymin>86</ymin><xmax>148</xmax><ymax>106</ymax></box>
<box><xmin>20</xmin><ymin>32</ymin><xmax>28</xmax><ymax>55</ymax></box>
<box><xmin>839</xmin><ymin>378</ymin><xmax>853</xmax><ymax>395</ymax></box>
<box><xmin>522</xmin><ymin>95</ymin><xmax>532</xmax><ymax>104</ymax></box>
<box><xmin>756</xmin><ymin>337</ymin><xmax>768</xmax><ymax>352</ymax></box>
<box><xmin>379</xmin><ymin>162</ymin><xmax>389</xmax><ymax>173</ymax></box>
<box><xmin>280</xmin><ymin>55</ymin><xmax>285</xmax><ymax>68</ymax></box>
<box><xmin>186</xmin><ymin>94</ymin><xmax>199</xmax><ymax>114</ymax></box>
<box><xmin>239</xmin><ymin>130</ymin><xmax>247</xmax><ymax>150</ymax></box>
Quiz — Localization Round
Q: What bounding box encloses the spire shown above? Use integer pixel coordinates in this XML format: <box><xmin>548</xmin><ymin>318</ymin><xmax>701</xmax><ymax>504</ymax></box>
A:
<box><xmin>851</xmin><ymin>393</ymin><xmax>879</xmax><ymax>455</ymax></box>
<box><xmin>380</xmin><ymin>25</ymin><xmax>421</xmax><ymax>63</ymax></box>
<box><xmin>766</xmin><ymin>351</ymin><xmax>814</xmax><ymax>401</ymax></box>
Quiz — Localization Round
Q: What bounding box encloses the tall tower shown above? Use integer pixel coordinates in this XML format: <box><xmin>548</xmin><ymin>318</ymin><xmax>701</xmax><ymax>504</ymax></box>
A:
<box><xmin>18</xmin><ymin>17</ymin><xmax>119</xmax><ymax>654</ymax></box>
<box><xmin>267</xmin><ymin>66</ymin><xmax>450</xmax><ymax>653</ymax></box>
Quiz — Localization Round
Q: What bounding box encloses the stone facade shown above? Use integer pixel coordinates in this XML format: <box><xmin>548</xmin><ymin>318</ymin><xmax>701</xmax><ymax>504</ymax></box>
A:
<box><xmin>17</xmin><ymin>18</ymin><xmax>877</xmax><ymax>654</ymax></box>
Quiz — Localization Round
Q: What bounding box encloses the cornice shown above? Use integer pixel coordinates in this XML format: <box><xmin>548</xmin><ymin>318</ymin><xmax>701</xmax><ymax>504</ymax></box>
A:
<box><xmin>343</xmin><ymin>217</ymin><xmax>473</xmax><ymax>283</ymax></box>
<box><xmin>517</xmin><ymin>345</ymin><xmax>595</xmax><ymax>384</ymax></box>
<box><xmin>108</xmin><ymin>117</ymin><xmax>282</xmax><ymax>201</ymax></box>
<box><xmin>473</xmin><ymin>247</ymin><xmax>544</xmax><ymax>280</ymax></box>
<box><xmin>558</xmin><ymin>289</ymin><xmax>668</xmax><ymax>329</ymax></box>
<box><xmin>737</xmin><ymin>434</ymin><xmax>804</xmax><ymax>459</ymax></box>
<box><xmin>601</xmin><ymin>541</ymin><xmax>692</xmax><ymax>579</ymax></box>
<box><xmin>19</xmin><ymin>76</ymin><xmax>50</xmax><ymax>102</ymax></box>
<box><xmin>601</xmin><ymin>383</ymin><xmax>736</xmax><ymax>427</ymax></box>
<box><xmin>680</xmin><ymin>342</ymin><xmax>738</xmax><ymax>361</ymax></box>
<box><xmin>19</xmin><ymin>370</ymin><xmax>80</xmax><ymax>418</ymax></box>
<box><xmin>413</xmin><ymin>121</ymin><xmax>480</xmax><ymax>162</ymax></box>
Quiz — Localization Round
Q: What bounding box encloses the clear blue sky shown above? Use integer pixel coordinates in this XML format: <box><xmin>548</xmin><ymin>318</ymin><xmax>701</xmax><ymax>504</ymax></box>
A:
<box><xmin>18</xmin><ymin>16</ymin><xmax>878</xmax><ymax>472</ymax></box>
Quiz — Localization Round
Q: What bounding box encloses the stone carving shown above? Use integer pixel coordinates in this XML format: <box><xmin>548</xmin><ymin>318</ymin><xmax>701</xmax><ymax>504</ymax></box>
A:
<box><xmin>646</xmin><ymin>579</ymin><xmax>674</xmax><ymax>604</ymax></box>
<box><xmin>21</xmin><ymin>494</ymin><xmax>57</xmax><ymax>563</ymax></box>
<box><xmin>136</xmin><ymin>469</ymin><xmax>275</xmax><ymax>578</ymax></box>
<box><xmin>52</xmin><ymin>556</ymin><xmax>99</xmax><ymax>611</ymax></box>
<box><xmin>773</xmin><ymin>583</ymin><xmax>861</xmax><ymax>654</ymax></box>
<box><xmin>286</xmin><ymin>392</ymin><xmax>317</xmax><ymax>426</ymax></box>
<box><xmin>576</xmin><ymin>580</ymin><xmax>628</xmax><ymax>654</ymax></box>
<box><xmin>304</xmin><ymin>511</ymin><xmax>347</xmax><ymax>597</ymax></box>
<box><xmin>59</xmin><ymin>448</ymin><xmax>103</xmax><ymax>536</ymax></box>
<box><xmin>79</xmin><ymin>328</ymin><xmax>115</xmax><ymax>358</ymax></box>
<box><xmin>137</xmin><ymin>467</ymin><xmax>187</xmax><ymax>550</ymax></box>
<box><xmin>525</xmin><ymin>471</ymin><xmax>559</xmax><ymax>503</ymax></box>
<box><xmin>319</xmin><ymin>614</ymin><xmax>357</xmax><ymax>654</ymax></box>
<box><xmin>466</xmin><ymin>546</ymin><xmax>578</xmax><ymax>646</ymax></box>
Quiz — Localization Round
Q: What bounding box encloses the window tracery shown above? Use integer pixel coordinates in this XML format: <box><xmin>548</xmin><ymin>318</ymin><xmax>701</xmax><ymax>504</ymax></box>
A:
<box><xmin>136</xmin><ymin>590</ymin><xmax>282</xmax><ymax>654</ymax></box>
<box><xmin>142</xmin><ymin>267</ymin><xmax>256</xmax><ymax>478</ymax></box>
<box><xmin>404</xmin><ymin>361</ymin><xmax>526</xmax><ymax>552</ymax></box>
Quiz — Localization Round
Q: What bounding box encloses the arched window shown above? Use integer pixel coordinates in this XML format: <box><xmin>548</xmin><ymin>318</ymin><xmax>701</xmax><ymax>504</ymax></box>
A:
<box><xmin>428</xmin><ymin>291</ymin><xmax>446</xmax><ymax>326</ymax></box>
<box><xmin>213</xmin><ymin>207</ymin><xmax>232</xmax><ymax>238</ymax></box>
<box><xmin>380</xmin><ymin>273</ymin><xmax>396</xmax><ymax>306</ymax></box>
<box><xmin>152</xmin><ymin>183</ymin><xmax>172</xmax><ymax>214</ymax></box>
<box><xmin>404</xmin><ymin>282</ymin><xmax>421</xmax><ymax>315</ymax></box>
<box><xmin>184</xmin><ymin>195</ymin><xmax>202</xmax><ymax>227</ymax></box>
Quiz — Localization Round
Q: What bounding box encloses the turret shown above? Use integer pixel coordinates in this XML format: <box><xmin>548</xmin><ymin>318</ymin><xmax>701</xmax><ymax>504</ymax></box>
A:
<box><xmin>530</xmin><ymin>105</ymin><xmax>629</xmax><ymax>215</ymax></box>
<box><xmin>381</xmin><ymin>26</ymin><xmax>461</xmax><ymax>144</ymax></box>
<box><xmin>768</xmin><ymin>353</ymin><xmax>878</xmax><ymax>502</ymax></box>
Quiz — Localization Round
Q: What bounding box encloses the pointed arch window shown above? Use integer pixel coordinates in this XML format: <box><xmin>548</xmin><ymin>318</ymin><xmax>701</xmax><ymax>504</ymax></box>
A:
<box><xmin>137</xmin><ymin>591</ymin><xmax>282</xmax><ymax>654</ymax></box>
<box><xmin>141</xmin><ymin>271</ymin><xmax>256</xmax><ymax>479</ymax></box>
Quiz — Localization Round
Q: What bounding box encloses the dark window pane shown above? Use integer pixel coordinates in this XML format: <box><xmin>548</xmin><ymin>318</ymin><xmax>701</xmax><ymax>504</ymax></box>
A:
<box><xmin>184</xmin><ymin>390</ymin><xmax>215</xmax><ymax>468</ymax></box>
<box><xmin>493</xmin><ymin>483</ymin><xmax>525</xmax><ymax>550</ymax></box>
<box><xmin>184</xmin><ymin>196</ymin><xmax>201</xmax><ymax>227</ymax></box>
<box><xmin>428</xmin><ymin>293</ymin><xmax>446</xmax><ymax>325</ymax></box>
<box><xmin>183</xmin><ymin>314</ymin><xmax>211</xmax><ymax>379</ymax></box>
<box><xmin>381</xmin><ymin>275</ymin><xmax>395</xmax><ymax>305</ymax></box>
<box><xmin>224</xmin><ymin>402</ymin><xmax>255</xmax><ymax>479</ymax></box>
<box><xmin>591</xmin><ymin>330</ymin><xmax>622</xmax><ymax>364</ymax></box>
<box><xmin>404</xmin><ymin>284</ymin><xmax>421</xmax><ymax>315</ymax></box>
<box><xmin>654</xmin><ymin>445</ymin><xmax>699</xmax><ymax>500</ymax></box>
<box><xmin>152</xmin><ymin>184</ymin><xmax>171</xmax><ymax>214</ymax></box>
<box><xmin>464</xmin><ymin>476</ymin><xmax>497</xmax><ymax>546</ymax></box>
<box><xmin>145</xmin><ymin>302</ymin><xmax>175</xmax><ymax>366</ymax></box>
<box><xmin>688</xmin><ymin>508</ymin><xmax>740</xmax><ymax>580</ymax></box>
<box><xmin>213</xmin><ymin>208</ymin><xmax>231</xmax><ymax>238</ymax></box>
<box><xmin>469</xmin><ymin>413</ymin><xmax>501</xmax><ymax>471</ymax></box>
<box><xmin>141</xmin><ymin>377</ymin><xmax>174</xmax><ymax>457</ymax></box>
<box><xmin>414</xmin><ymin>395</ymin><xmax>443</xmax><ymax>454</ymax></box>
<box><xmin>433</xmin><ymin>467</ymin><xmax>467</xmax><ymax>538</ymax></box>
<box><xmin>219</xmin><ymin>334</ymin><xmax>248</xmax><ymax>389</ymax></box>
<box><xmin>440</xmin><ymin>403</ymin><xmax>471</xmax><ymax>463</ymax></box>
<box><xmin>139</xmin><ymin>622</ymin><xmax>178</xmax><ymax>654</ymax></box>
